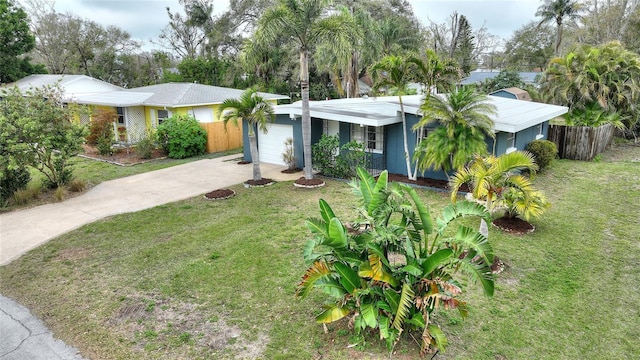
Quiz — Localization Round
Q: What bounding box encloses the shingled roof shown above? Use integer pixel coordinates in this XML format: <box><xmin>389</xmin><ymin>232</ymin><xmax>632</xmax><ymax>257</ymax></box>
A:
<box><xmin>73</xmin><ymin>82</ymin><xmax>289</xmax><ymax>107</ymax></box>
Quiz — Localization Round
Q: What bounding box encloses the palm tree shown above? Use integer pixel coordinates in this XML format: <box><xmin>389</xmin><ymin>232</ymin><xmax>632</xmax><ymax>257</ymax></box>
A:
<box><xmin>536</xmin><ymin>0</ymin><xmax>582</xmax><ymax>56</ymax></box>
<box><xmin>370</xmin><ymin>55</ymin><xmax>417</xmax><ymax>180</ymax></box>
<box><xmin>409</xmin><ymin>49</ymin><xmax>461</xmax><ymax>179</ymax></box>
<box><xmin>218</xmin><ymin>88</ymin><xmax>274</xmax><ymax>182</ymax></box>
<box><xmin>412</xmin><ymin>49</ymin><xmax>461</xmax><ymax>95</ymax></box>
<box><xmin>413</xmin><ymin>87</ymin><xmax>496</xmax><ymax>177</ymax></box>
<box><xmin>256</xmin><ymin>0</ymin><xmax>355</xmax><ymax>180</ymax></box>
<box><xmin>450</xmin><ymin>151</ymin><xmax>550</xmax><ymax>222</ymax></box>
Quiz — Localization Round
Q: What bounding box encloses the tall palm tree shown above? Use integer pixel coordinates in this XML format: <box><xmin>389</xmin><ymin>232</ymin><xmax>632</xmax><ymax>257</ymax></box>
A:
<box><xmin>413</xmin><ymin>87</ymin><xmax>496</xmax><ymax>177</ymax></box>
<box><xmin>536</xmin><ymin>0</ymin><xmax>582</xmax><ymax>56</ymax></box>
<box><xmin>371</xmin><ymin>55</ymin><xmax>417</xmax><ymax>180</ymax></box>
<box><xmin>256</xmin><ymin>0</ymin><xmax>355</xmax><ymax>180</ymax></box>
<box><xmin>409</xmin><ymin>49</ymin><xmax>462</xmax><ymax>179</ymax></box>
<box><xmin>218</xmin><ymin>88</ymin><xmax>274</xmax><ymax>182</ymax></box>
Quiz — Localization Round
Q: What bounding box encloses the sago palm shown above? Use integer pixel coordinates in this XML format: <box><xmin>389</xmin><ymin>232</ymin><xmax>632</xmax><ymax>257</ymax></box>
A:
<box><xmin>218</xmin><ymin>88</ymin><xmax>274</xmax><ymax>181</ymax></box>
<box><xmin>256</xmin><ymin>0</ymin><xmax>356</xmax><ymax>180</ymax></box>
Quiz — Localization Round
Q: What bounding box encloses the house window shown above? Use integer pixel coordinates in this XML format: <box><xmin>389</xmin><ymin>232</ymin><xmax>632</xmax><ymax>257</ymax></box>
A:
<box><xmin>116</xmin><ymin>107</ymin><xmax>125</xmax><ymax>125</ymax></box>
<box><xmin>351</xmin><ymin>124</ymin><xmax>383</xmax><ymax>153</ymax></box>
<box><xmin>506</xmin><ymin>133</ymin><xmax>516</xmax><ymax>153</ymax></box>
<box><xmin>536</xmin><ymin>123</ymin><xmax>544</xmax><ymax>139</ymax></box>
<box><xmin>157</xmin><ymin>109</ymin><xmax>169</xmax><ymax>125</ymax></box>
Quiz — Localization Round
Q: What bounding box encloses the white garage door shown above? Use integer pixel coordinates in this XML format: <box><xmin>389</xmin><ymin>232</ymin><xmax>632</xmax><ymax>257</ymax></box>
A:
<box><xmin>258</xmin><ymin>123</ymin><xmax>293</xmax><ymax>165</ymax></box>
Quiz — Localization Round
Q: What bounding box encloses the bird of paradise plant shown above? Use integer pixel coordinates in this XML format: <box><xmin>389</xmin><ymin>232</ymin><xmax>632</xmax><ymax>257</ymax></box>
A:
<box><xmin>296</xmin><ymin>167</ymin><xmax>495</xmax><ymax>355</ymax></box>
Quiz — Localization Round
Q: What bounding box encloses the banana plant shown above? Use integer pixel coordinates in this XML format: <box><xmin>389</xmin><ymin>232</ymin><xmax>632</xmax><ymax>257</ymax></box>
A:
<box><xmin>296</xmin><ymin>167</ymin><xmax>495</xmax><ymax>355</ymax></box>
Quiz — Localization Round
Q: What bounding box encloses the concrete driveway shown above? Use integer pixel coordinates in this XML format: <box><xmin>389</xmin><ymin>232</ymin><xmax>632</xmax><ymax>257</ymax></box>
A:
<box><xmin>0</xmin><ymin>155</ymin><xmax>298</xmax><ymax>265</ymax></box>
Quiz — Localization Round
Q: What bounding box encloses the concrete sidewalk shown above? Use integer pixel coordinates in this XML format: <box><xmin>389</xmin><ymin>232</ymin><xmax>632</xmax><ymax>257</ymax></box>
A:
<box><xmin>0</xmin><ymin>295</ymin><xmax>86</xmax><ymax>360</ymax></box>
<box><xmin>0</xmin><ymin>155</ymin><xmax>298</xmax><ymax>265</ymax></box>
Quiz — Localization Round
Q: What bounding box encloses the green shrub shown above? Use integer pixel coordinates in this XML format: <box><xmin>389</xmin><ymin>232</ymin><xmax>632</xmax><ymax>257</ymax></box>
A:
<box><xmin>336</xmin><ymin>141</ymin><xmax>367</xmax><ymax>178</ymax></box>
<box><xmin>156</xmin><ymin>115</ymin><xmax>207</xmax><ymax>159</ymax></box>
<box><xmin>42</xmin><ymin>157</ymin><xmax>74</xmax><ymax>189</ymax></box>
<box><xmin>312</xmin><ymin>135</ymin><xmax>367</xmax><ymax>179</ymax></box>
<box><xmin>525</xmin><ymin>140</ymin><xmax>558</xmax><ymax>171</ymax></box>
<box><xmin>135</xmin><ymin>131</ymin><xmax>157</xmax><ymax>160</ymax></box>
<box><xmin>0</xmin><ymin>166</ymin><xmax>31</xmax><ymax>201</ymax></box>
<box><xmin>312</xmin><ymin>134</ymin><xmax>340</xmax><ymax>176</ymax></box>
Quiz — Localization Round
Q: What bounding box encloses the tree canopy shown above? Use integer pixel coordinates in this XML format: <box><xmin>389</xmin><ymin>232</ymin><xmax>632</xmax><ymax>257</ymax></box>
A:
<box><xmin>0</xmin><ymin>0</ymin><xmax>44</xmax><ymax>83</ymax></box>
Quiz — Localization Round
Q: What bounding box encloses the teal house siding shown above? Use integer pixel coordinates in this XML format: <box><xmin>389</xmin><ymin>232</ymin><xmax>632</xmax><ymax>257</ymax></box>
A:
<box><xmin>242</xmin><ymin>114</ymin><xmax>305</xmax><ymax>169</ymax></box>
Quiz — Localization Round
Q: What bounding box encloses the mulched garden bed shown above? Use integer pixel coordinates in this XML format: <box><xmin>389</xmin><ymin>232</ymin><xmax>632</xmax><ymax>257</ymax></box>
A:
<box><xmin>203</xmin><ymin>189</ymin><xmax>236</xmax><ymax>200</ymax></box>
<box><xmin>492</xmin><ymin>216</ymin><xmax>535</xmax><ymax>234</ymax></box>
<box><xmin>282</xmin><ymin>167</ymin><xmax>302</xmax><ymax>174</ymax></box>
<box><xmin>80</xmin><ymin>144</ymin><xmax>166</xmax><ymax>166</ymax></box>
<box><xmin>385</xmin><ymin>173</ymin><xmax>472</xmax><ymax>192</ymax></box>
<box><xmin>244</xmin><ymin>178</ymin><xmax>275</xmax><ymax>187</ymax></box>
<box><xmin>294</xmin><ymin>177</ymin><xmax>326</xmax><ymax>188</ymax></box>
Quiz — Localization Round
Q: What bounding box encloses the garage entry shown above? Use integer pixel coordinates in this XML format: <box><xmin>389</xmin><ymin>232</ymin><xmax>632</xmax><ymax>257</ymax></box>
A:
<box><xmin>258</xmin><ymin>123</ymin><xmax>293</xmax><ymax>165</ymax></box>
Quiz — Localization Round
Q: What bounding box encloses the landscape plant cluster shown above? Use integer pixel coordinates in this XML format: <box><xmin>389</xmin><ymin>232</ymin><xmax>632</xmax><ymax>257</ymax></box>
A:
<box><xmin>0</xmin><ymin>86</ymin><xmax>87</xmax><ymax>201</ymax></box>
<box><xmin>312</xmin><ymin>134</ymin><xmax>367</xmax><ymax>179</ymax></box>
<box><xmin>298</xmin><ymin>168</ymin><xmax>495</xmax><ymax>354</ymax></box>
<box><xmin>156</xmin><ymin>114</ymin><xmax>207</xmax><ymax>159</ymax></box>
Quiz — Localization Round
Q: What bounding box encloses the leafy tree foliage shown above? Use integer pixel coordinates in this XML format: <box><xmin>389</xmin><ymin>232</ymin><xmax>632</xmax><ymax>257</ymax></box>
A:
<box><xmin>297</xmin><ymin>168</ymin><xmax>495</xmax><ymax>354</ymax></box>
<box><xmin>426</xmin><ymin>11</ymin><xmax>500</xmax><ymax>73</ymax></box>
<box><xmin>573</xmin><ymin>0</ymin><xmax>640</xmax><ymax>53</ymax></box>
<box><xmin>0</xmin><ymin>86</ymin><xmax>87</xmax><ymax>188</ymax></box>
<box><xmin>478</xmin><ymin>69</ymin><xmax>526</xmax><ymax>93</ymax></box>
<box><xmin>453</xmin><ymin>15</ymin><xmax>475</xmax><ymax>76</ymax></box>
<box><xmin>218</xmin><ymin>88</ymin><xmax>275</xmax><ymax>181</ymax></box>
<box><xmin>504</xmin><ymin>21</ymin><xmax>555</xmax><ymax>71</ymax></box>
<box><xmin>156</xmin><ymin>114</ymin><xmax>207</xmax><ymax>159</ymax></box>
<box><xmin>539</xmin><ymin>41</ymin><xmax>640</xmax><ymax>135</ymax></box>
<box><xmin>0</xmin><ymin>0</ymin><xmax>44</xmax><ymax>83</ymax></box>
<box><xmin>171</xmin><ymin>57</ymin><xmax>230</xmax><ymax>85</ymax></box>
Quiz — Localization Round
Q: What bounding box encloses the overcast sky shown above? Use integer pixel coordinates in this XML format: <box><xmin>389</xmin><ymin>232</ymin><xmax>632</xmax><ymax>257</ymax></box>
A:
<box><xmin>37</xmin><ymin>0</ymin><xmax>541</xmax><ymax>49</ymax></box>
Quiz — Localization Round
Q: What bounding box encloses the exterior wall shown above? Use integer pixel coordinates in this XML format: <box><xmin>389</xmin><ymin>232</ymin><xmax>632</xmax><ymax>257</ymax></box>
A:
<box><xmin>494</xmin><ymin>121</ymin><xmax>549</xmax><ymax>155</ymax></box>
<box><xmin>243</xmin><ymin>114</ymin><xmax>304</xmax><ymax>168</ymax></box>
<box><xmin>490</xmin><ymin>90</ymin><xmax>517</xmax><ymax>100</ymax></box>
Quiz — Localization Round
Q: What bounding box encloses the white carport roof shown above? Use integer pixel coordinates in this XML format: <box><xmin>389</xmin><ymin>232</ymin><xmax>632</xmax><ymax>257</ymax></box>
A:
<box><xmin>73</xmin><ymin>91</ymin><xmax>154</xmax><ymax>107</ymax></box>
<box><xmin>274</xmin><ymin>95</ymin><xmax>568</xmax><ymax>133</ymax></box>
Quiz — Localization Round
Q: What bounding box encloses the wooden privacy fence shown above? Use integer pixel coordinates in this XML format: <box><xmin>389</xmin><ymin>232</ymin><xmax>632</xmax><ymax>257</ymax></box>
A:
<box><xmin>548</xmin><ymin>123</ymin><xmax>614</xmax><ymax>160</ymax></box>
<box><xmin>199</xmin><ymin>122</ymin><xmax>243</xmax><ymax>153</ymax></box>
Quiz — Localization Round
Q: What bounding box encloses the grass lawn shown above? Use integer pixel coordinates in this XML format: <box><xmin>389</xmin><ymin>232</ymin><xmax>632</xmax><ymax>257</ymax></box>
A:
<box><xmin>1</xmin><ymin>144</ymin><xmax>638</xmax><ymax>359</ymax></box>
<box><xmin>1</xmin><ymin>148</ymin><xmax>242</xmax><ymax>212</ymax></box>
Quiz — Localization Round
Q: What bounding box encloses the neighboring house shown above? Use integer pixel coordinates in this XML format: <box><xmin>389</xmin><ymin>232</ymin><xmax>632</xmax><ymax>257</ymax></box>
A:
<box><xmin>241</xmin><ymin>95</ymin><xmax>568</xmax><ymax>179</ymax></box>
<box><xmin>6</xmin><ymin>74</ymin><xmax>123</xmax><ymax>99</ymax></box>
<box><xmin>7</xmin><ymin>75</ymin><xmax>289</xmax><ymax>153</ymax></box>
<box><xmin>74</xmin><ymin>83</ymin><xmax>289</xmax><ymax>152</ymax></box>
<box><xmin>489</xmin><ymin>87</ymin><xmax>532</xmax><ymax>101</ymax></box>
<box><xmin>460</xmin><ymin>70</ymin><xmax>541</xmax><ymax>86</ymax></box>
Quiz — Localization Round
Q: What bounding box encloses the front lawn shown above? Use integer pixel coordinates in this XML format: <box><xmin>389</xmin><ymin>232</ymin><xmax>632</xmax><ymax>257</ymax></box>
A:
<box><xmin>0</xmin><ymin>144</ymin><xmax>638</xmax><ymax>359</ymax></box>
